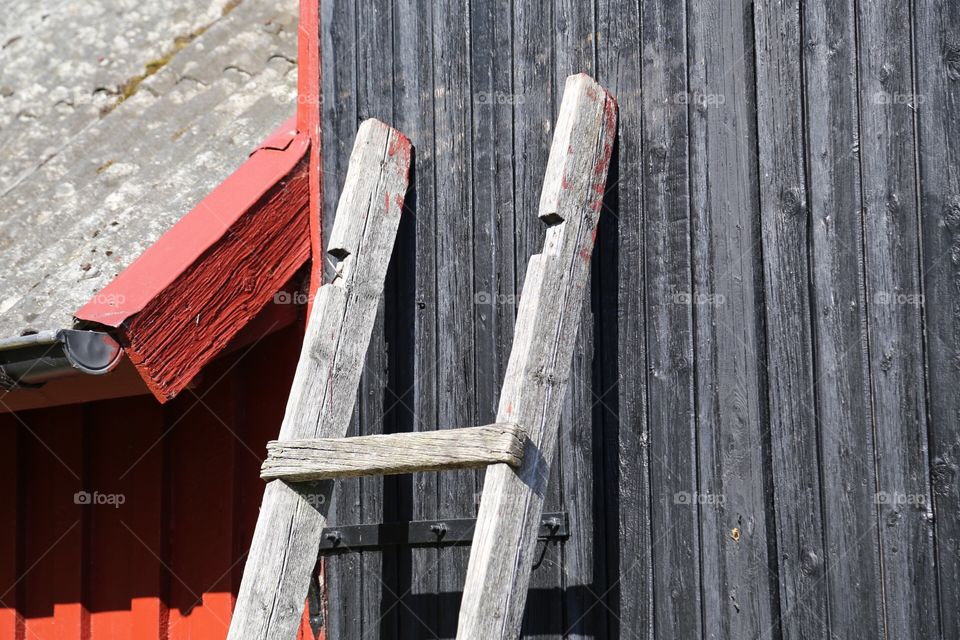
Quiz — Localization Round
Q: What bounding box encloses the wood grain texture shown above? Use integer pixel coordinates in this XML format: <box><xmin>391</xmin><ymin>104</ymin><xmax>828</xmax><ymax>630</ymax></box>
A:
<box><xmin>639</xmin><ymin>0</ymin><xmax>702</xmax><ymax>638</ymax></box>
<box><xmin>318</xmin><ymin>0</ymin><xmax>364</xmax><ymax>635</ymax></box>
<box><xmin>594</xmin><ymin>1</ymin><xmax>650</xmax><ymax>636</ymax></box>
<box><xmin>856</xmin><ymin>1</ymin><xmax>940</xmax><ymax>637</ymax></box>
<box><xmin>355</xmin><ymin>0</ymin><xmax>398</xmax><ymax>633</ymax></box>
<box><xmin>754</xmin><ymin>1</ymin><xmax>829</xmax><ymax>638</ymax></box>
<box><xmin>456</xmin><ymin>73</ymin><xmax>617</xmax><ymax>639</ymax></box>
<box><xmin>261</xmin><ymin>424</ymin><xmax>527</xmax><ymax>481</ymax></box>
<box><xmin>914</xmin><ymin>1</ymin><xmax>960</xmax><ymax>637</ymax></box>
<box><xmin>309</xmin><ymin>2</ymin><xmax>960</xmax><ymax>637</ymax></box>
<box><xmin>389</xmin><ymin>0</ymin><xmax>443</xmax><ymax>635</ymax></box>
<box><xmin>803</xmin><ymin>0</ymin><xmax>884</xmax><ymax>636</ymax></box>
<box><xmin>511</xmin><ymin>2</ymin><xmax>567</xmax><ymax>637</ymax></box>
<box><xmin>228</xmin><ymin>118</ymin><xmax>410</xmax><ymax>640</ymax></box>
<box><xmin>687</xmin><ymin>1</ymin><xmax>776</xmax><ymax>637</ymax></box>
<box><xmin>432</xmin><ymin>1</ymin><xmax>479</xmax><ymax>633</ymax></box>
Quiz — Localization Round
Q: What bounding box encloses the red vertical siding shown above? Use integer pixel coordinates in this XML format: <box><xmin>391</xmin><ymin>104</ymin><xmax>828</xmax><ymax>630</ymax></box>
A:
<box><xmin>86</xmin><ymin>397</ymin><xmax>165</xmax><ymax>639</ymax></box>
<box><xmin>166</xmin><ymin>363</ymin><xmax>237</xmax><ymax>639</ymax></box>
<box><xmin>22</xmin><ymin>406</ymin><xmax>87</xmax><ymax>639</ymax></box>
<box><xmin>0</xmin><ymin>323</ymin><xmax>313</xmax><ymax>640</ymax></box>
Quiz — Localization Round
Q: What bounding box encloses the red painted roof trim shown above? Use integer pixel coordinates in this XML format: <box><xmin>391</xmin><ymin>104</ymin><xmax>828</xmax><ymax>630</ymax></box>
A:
<box><xmin>76</xmin><ymin>116</ymin><xmax>306</xmax><ymax>327</ymax></box>
<box><xmin>72</xmin><ymin>0</ymin><xmax>324</xmax><ymax>405</ymax></box>
<box><xmin>75</xmin><ymin>117</ymin><xmax>312</xmax><ymax>401</ymax></box>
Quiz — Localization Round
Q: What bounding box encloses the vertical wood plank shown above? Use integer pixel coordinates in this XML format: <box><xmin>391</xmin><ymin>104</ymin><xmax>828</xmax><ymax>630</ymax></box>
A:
<box><xmin>319</xmin><ymin>0</ymin><xmax>363</xmax><ymax>636</ymax></box>
<box><xmin>594</xmin><ymin>0</ymin><xmax>650</xmax><ymax>636</ymax></box>
<box><xmin>320</xmin><ymin>0</ymin><xmax>358</xmax><ymax>285</ymax></box>
<box><xmin>687</xmin><ymin>1</ymin><xmax>777</xmax><ymax>637</ymax></box>
<box><xmin>803</xmin><ymin>0</ymin><xmax>885</xmax><ymax>636</ymax></box>
<box><xmin>391</xmin><ymin>0</ymin><xmax>441</xmax><ymax>636</ymax></box>
<box><xmin>639</xmin><ymin>0</ymin><xmax>703</xmax><ymax>638</ymax></box>
<box><xmin>166</xmin><ymin>369</ymin><xmax>237</xmax><ymax>640</ymax></box>
<box><xmin>754</xmin><ymin>1</ymin><xmax>830</xmax><ymax>638</ymax></box>
<box><xmin>469</xmin><ymin>0</ymin><xmax>519</xmax><ymax>621</ymax></box>
<box><xmin>913</xmin><ymin>1</ymin><xmax>960</xmax><ymax>636</ymax></box>
<box><xmin>469</xmin><ymin>12</ymin><xmax>518</xmax><ymax>630</ymax></box>
<box><xmin>21</xmin><ymin>406</ymin><xmax>87</xmax><ymax>640</ymax></box>
<box><xmin>511</xmin><ymin>4</ymin><xmax>559</xmax><ymax>634</ymax></box>
<box><xmin>356</xmin><ymin>0</ymin><xmax>397</xmax><ymax>633</ymax></box>
<box><xmin>856</xmin><ymin>0</ymin><xmax>940</xmax><ymax>637</ymax></box>
<box><xmin>432</xmin><ymin>2</ymin><xmax>479</xmax><ymax>635</ymax></box>
<box><xmin>86</xmin><ymin>397</ymin><xmax>165</xmax><ymax>640</ymax></box>
<box><xmin>553</xmin><ymin>1</ymin><xmax>602</xmax><ymax>638</ymax></box>
<box><xmin>470</xmin><ymin>0</ymin><xmax>515</xmax><ymax>433</ymax></box>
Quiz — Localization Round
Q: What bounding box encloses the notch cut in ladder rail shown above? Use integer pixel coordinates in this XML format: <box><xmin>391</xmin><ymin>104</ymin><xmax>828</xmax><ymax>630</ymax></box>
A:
<box><xmin>260</xmin><ymin>423</ymin><xmax>527</xmax><ymax>481</ymax></box>
<box><xmin>457</xmin><ymin>73</ymin><xmax>617</xmax><ymax>638</ymax></box>
<box><xmin>228</xmin><ymin>118</ymin><xmax>411</xmax><ymax>639</ymax></box>
<box><xmin>231</xmin><ymin>73</ymin><xmax>617</xmax><ymax>640</ymax></box>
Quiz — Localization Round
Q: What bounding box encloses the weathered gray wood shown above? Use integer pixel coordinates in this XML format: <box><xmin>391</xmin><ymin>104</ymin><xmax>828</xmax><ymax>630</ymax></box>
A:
<box><xmin>511</xmin><ymin>2</ymin><xmax>567</xmax><ymax>635</ymax></box>
<box><xmin>318</xmin><ymin>1</ymin><xmax>363</xmax><ymax>634</ymax></box>
<box><xmin>803</xmin><ymin>0</ymin><xmax>884</xmax><ymax>636</ymax></box>
<box><xmin>390</xmin><ymin>0</ymin><xmax>442</xmax><ymax>635</ymax></box>
<box><xmin>914</xmin><ymin>2</ymin><xmax>960</xmax><ymax>636</ymax></box>
<box><xmin>553</xmin><ymin>1</ymin><xmax>600</xmax><ymax>637</ymax></box>
<box><xmin>311</xmin><ymin>3</ymin><xmax>960</xmax><ymax>638</ymax></box>
<box><xmin>457</xmin><ymin>73</ymin><xmax>617</xmax><ymax>639</ymax></box>
<box><xmin>754</xmin><ymin>2</ymin><xmax>829</xmax><ymax>638</ymax></box>
<box><xmin>354</xmin><ymin>0</ymin><xmax>398</xmax><ymax>632</ymax></box>
<box><xmin>638</xmin><ymin>0</ymin><xmax>702</xmax><ymax>638</ymax></box>
<box><xmin>594</xmin><ymin>1</ymin><xmax>650</xmax><ymax>636</ymax></box>
<box><xmin>687</xmin><ymin>1</ymin><xmax>776</xmax><ymax>637</ymax></box>
<box><xmin>261</xmin><ymin>424</ymin><xmax>526</xmax><ymax>481</ymax></box>
<box><xmin>432</xmin><ymin>1</ymin><xmax>479</xmax><ymax>633</ymax></box>
<box><xmin>228</xmin><ymin>118</ymin><xmax>410</xmax><ymax>640</ymax></box>
<box><xmin>469</xmin><ymin>6</ymin><xmax>518</xmax><ymax>629</ymax></box>
<box><xmin>856</xmin><ymin>1</ymin><xmax>939</xmax><ymax>637</ymax></box>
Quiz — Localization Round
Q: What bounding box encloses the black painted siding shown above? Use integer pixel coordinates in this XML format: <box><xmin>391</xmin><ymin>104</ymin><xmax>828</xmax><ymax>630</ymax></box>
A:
<box><xmin>319</xmin><ymin>0</ymin><xmax>959</xmax><ymax>638</ymax></box>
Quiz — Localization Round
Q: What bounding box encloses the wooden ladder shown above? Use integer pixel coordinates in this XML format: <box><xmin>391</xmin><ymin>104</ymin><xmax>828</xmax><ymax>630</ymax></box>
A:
<box><xmin>229</xmin><ymin>73</ymin><xmax>617</xmax><ymax>640</ymax></box>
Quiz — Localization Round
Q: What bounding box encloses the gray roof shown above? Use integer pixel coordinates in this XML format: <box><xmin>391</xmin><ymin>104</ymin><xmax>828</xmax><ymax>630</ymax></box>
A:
<box><xmin>0</xmin><ymin>0</ymin><xmax>298</xmax><ymax>341</ymax></box>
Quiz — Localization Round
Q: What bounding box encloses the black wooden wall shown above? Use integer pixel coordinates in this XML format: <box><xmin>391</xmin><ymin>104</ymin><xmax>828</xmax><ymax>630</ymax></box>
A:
<box><xmin>318</xmin><ymin>0</ymin><xmax>960</xmax><ymax>638</ymax></box>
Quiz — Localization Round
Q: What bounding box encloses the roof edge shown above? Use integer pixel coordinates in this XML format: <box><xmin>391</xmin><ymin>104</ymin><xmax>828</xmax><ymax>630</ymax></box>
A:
<box><xmin>75</xmin><ymin>115</ymin><xmax>306</xmax><ymax>327</ymax></box>
<box><xmin>75</xmin><ymin>118</ymin><xmax>311</xmax><ymax>403</ymax></box>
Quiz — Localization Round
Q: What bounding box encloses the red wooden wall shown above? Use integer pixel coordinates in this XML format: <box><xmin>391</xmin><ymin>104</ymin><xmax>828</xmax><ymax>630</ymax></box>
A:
<box><xmin>0</xmin><ymin>324</ymin><xmax>318</xmax><ymax>639</ymax></box>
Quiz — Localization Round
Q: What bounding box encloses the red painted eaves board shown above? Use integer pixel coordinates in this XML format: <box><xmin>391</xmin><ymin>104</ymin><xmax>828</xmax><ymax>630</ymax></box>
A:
<box><xmin>76</xmin><ymin>117</ymin><xmax>312</xmax><ymax>402</ymax></box>
<box><xmin>76</xmin><ymin>117</ymin><xmax>305</xmax><ymax>326</ymax></box>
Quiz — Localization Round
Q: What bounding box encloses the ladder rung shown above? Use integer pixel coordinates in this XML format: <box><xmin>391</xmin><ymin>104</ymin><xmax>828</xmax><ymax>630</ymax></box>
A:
<box><xmin>261</xmin><ymin>423</ymin><xmax>526</xmax><ymax>482</ymax></box>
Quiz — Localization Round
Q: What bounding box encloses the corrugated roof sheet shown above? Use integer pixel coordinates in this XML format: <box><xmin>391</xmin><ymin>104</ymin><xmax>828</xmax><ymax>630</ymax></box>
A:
<box><xmin>0</xmin><ymin>0</ymin><xmax>298</xmax><ymax>340</ymax></box>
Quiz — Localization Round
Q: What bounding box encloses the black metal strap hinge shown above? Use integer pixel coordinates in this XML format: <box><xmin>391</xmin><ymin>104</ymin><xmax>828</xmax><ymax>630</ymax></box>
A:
<box><xmin>318</xmin><ymin>511</ymin><xmax>569</xmax><ymax>556</ymax></box>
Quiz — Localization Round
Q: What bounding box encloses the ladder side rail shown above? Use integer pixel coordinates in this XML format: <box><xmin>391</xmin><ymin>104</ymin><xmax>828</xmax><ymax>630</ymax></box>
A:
<box><xmin>457</xmin><ymin>73</ymin><xmax>618</xmax><ymax>639</ymax></box>
<box><xmin>228</xmin><ymin>119</ymin><xmax>411</xmax><ymax>639</ymax></box>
